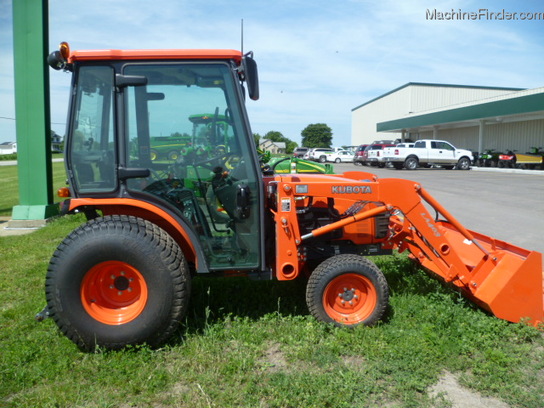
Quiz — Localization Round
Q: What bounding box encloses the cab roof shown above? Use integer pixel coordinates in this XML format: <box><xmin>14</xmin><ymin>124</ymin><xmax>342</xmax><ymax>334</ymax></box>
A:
<box><xmin>68</xmin><ymin>49</ymin><xmax>243</xmax><ymax>64</ymax></box>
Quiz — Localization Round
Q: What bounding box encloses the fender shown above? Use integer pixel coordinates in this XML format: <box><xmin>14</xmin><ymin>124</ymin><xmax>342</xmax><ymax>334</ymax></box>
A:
<box><xmin>63</xmin><ymin>197</ymin><xmax>208</xmax><ymax>273</ymax></box>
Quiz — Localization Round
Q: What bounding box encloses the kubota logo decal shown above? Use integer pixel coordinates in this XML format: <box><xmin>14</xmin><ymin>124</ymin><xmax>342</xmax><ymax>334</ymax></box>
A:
<box><xmin>332</xmin><ymin>185</ymin><xmax>372</xmax><ymax>194</ymax></box>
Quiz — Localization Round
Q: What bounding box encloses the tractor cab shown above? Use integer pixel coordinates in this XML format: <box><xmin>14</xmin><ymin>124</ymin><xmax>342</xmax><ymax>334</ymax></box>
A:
<box><xmin>50</xmin><ymin>44</ymin><xmax>264</xmax><ymax>273</ymax></box>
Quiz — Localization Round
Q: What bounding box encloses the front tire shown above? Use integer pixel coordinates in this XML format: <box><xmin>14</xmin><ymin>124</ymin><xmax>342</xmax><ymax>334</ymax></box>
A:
<box><xmin>167</xmin><ymin>150</ymin><xmax>180</xmax><ymax>161</ymax></box>
<box><xmin>46</xmin><ymin>215</ymin><xmax>191</xmax><ymax>351</ymax></box>
<box><xmin>456</xmin><ymin>157</ymin><xmax>471</xmax><ymax>170</ymax></box>
<box><xmin>306</xmin><ymin>255</ymin><xmax>389</xmax><ymax>327</ymax></box>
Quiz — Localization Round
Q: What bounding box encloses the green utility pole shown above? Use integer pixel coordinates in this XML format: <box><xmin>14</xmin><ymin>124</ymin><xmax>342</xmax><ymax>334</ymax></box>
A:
<box><xmin>11</xmin><ymin>0</ymin><xmax>58</xmax><ymax>220</ymax></box>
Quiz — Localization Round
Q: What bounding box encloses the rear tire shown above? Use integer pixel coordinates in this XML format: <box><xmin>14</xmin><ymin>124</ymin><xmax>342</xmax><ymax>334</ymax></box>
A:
<box><xmin>46</xmin><ymin>215</ymin><xmax>190</xmax><ymax>351</ymax></box>
<box><xmin>404</xmin><ymin>157</ymin><xmax>418</xmax><ymax>170</ymax></box>
<box><xmin>306</xmin><ymin>255</ymin><xmax>389</xmax><ymax>327</ymax></box>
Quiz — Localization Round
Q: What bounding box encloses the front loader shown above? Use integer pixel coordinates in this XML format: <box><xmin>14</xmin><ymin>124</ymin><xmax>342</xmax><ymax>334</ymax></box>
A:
<box><xmin>42</xmin><ymin>43</ymin><xmax>543</xmax><ymax>351</ymax></box>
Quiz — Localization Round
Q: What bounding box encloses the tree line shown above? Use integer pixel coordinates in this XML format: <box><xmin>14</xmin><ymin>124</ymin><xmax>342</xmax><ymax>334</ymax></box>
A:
<box><xmin>254</xmin><ymin>123</ymin><xmax>333</xmax><ymax>154</ymax></box>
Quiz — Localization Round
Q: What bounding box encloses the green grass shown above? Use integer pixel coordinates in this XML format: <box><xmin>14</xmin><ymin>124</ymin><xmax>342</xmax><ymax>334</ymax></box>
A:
<box><xmin>1</xmin><ymin>216</ymin><xmax>543</xmax><ymax>407</ymax></box>
<box><xmin>0</xmin><ymin>159</ymin><xmax>67</xmax><ymax>216</ymax></box>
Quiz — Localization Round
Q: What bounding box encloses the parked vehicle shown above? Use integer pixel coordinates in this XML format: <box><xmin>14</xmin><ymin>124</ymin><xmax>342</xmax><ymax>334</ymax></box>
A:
<box><xmin>293</xmin><ymin>147</ymin><xmax>309</xmax><ymax>158</ymax></box>
<box><xmin>309</xmin><ymin>148</ymin><xmax>334</xmax><ymax>163</ymax></box>
<box><xmin>150</xmin><ymin>135</ymin><xmax>191</xmax><ymax>161</ymax></box>
<box><xmin>363</xmin><ymin>143</ymin><xmax>396</xmax><ymax>167</ymax></box>
<box><xmin>266</xmin><ymin>156</ymin><xmax>334</xmax><ymax>174</ymax></box>
<box><xmin>477</xmin><ymin>149</ymin><xmax>500</xmax><ymax>167</ymax></box>
<box><xmin>327</xmin><ymin>150</ymin><xmax>354</xmax><ymax>163</ymax></box>
<box><xmin>514</xmin><ymin>147</ymin><xmax>544</xmax><ymax>170</ymax></box>
<box><xmin>383</xmin><ymin>140</ymin><xmax>473</xmax><ymax>170</ymax></box>
<box><xmin>43</xmin><ymin>42</ymin><xmax>543</xmax><ymax>352</ymax></box>
<box><xmin>353</xmin><ymin>144</ymin><xmax>369</xmax><ymax>165</ymax></box>
<box><xmin>498</xmin><ymin>150</ymin><xmax>516</xmax><ymax>168</ymax></box>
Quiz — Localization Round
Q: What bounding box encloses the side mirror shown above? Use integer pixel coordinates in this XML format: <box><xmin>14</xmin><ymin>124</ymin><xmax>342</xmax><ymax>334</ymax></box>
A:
<box><xmin>47</xmin><ymin>50</ymin><xmax>66</xmax><ymax>70</ymax></box>
<box><xmin>242</xmin><ymin>52</ymin><xmax>259</xmax><ymax>101</ymax></box>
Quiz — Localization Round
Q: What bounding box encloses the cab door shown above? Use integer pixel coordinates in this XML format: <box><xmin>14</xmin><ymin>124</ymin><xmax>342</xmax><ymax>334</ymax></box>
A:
<box><xmin>121</xmin><ymin>62</ymin><xmax>263</xmax><ymax>272</ymax></box>
<box><xmin>430</xmin><ymin>141</ymin><xmax>456</xmax><ymax>164</ymax></box>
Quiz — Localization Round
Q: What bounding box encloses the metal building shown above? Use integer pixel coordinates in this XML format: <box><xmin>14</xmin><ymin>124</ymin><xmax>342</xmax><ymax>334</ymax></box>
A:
<box><xmin>351</xmin><ymin>83</ymin><xmax>544</xmax><ymax>155</ymax></box>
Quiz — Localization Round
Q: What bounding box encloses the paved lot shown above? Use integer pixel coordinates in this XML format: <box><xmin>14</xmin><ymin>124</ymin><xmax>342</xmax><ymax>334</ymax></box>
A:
<box><xmin>333</xmin><ymin>163</ymin><xmax>544</xmax><ymax>254</ymax></box>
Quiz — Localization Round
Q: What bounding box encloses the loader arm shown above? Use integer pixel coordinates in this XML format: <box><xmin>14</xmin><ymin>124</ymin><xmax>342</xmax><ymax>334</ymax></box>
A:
<box><xmin>270</xmin><ymin>173</ymin><xmax>543</xmax><ymax>327</ymax></box>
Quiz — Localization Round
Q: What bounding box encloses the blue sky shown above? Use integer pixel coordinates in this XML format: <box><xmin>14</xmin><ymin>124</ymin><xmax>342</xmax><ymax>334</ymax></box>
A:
<box><xmin>1</xmin><ymin>0</ymin><xmax>543</xmax><ymax>147</ymax></box>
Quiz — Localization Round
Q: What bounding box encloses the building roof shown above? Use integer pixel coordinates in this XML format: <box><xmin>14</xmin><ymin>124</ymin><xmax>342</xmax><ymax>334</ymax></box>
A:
<box><xmin>377</xmin><ymin>86</ymin><xmax>544</xmax><ymax>133</ymax></box>
<box><xmin>260</xmin><ymin>139</ymin><xmax>286</xmax><ymax>149</ymax></box>
<box><xmin>352</xmin><ymin>82</ymin><xmax>525</xmax><ymax>112</ymax></box>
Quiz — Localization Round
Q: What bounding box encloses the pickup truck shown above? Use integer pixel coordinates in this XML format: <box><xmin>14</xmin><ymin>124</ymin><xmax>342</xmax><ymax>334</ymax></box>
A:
<box><xmin>383</xmin><ymin>140</ymin><xmax>473</xmax><ymax>170</ymax></box>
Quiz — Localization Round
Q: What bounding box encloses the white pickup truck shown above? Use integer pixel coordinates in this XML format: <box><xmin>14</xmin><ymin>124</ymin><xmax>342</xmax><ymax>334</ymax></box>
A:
<box><xmin>383</xmin><ymin>140</ymin><xmax>473</xmax><ymax>170</ymax></box>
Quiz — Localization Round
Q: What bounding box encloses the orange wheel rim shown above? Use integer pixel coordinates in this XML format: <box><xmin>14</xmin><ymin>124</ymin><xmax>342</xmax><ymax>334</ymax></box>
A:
<box><xmin>81</xmin><ymin>261</ymin><xmax>148</xmax><ymax>325</ymax></box>
<box><xmin>323</xmin><ymin>273</ymin><xmax>377</xmax><ymax>325</ymax></box>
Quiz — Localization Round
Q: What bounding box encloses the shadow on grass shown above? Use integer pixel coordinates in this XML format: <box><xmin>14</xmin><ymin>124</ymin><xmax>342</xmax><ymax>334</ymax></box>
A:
<box><xmin>184</xmin><ymin>276</ymin><xmax>309</xmax><ymax>333</ymax></box>
<box><xmin>180</xmin><ymin>255</ymin><xmax>451</xmax><ymax>335</ymax></box>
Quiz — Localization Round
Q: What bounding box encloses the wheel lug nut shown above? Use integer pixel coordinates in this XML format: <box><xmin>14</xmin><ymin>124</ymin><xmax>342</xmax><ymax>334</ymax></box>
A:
<box><xmin>109</xmin><ymin>285</ymin><xmax>114</xmax><ymax>289</ymax></box>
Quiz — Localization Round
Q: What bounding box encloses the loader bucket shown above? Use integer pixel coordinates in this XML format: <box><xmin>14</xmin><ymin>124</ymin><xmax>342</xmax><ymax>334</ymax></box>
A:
<box><xmin>436</xmin><ymin>222</ymin><xmax>544</xmax><ymax>327</ymax></box>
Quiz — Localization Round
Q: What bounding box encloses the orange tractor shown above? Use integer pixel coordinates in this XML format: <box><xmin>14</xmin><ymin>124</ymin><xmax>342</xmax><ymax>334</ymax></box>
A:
<box><xmin>43</xmin><ymin>43</ymin><xmax>543</xmax><ymax>351</ymax></box>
